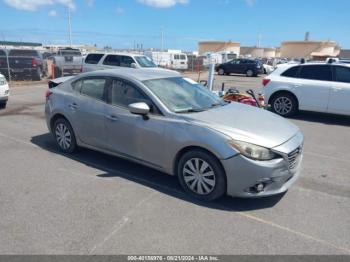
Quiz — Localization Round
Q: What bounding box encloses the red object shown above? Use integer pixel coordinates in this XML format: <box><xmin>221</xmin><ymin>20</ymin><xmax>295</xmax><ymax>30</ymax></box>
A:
<box><xmin>239</xmin><ymin>98</ymin><xmax>258</xmax><ymax>107</ymax></box>
<box><xmin>32</xmin><ymin>58</ymin><xmax>38</xmax><ymax>68</ymax></box>
<box><xmin>45</xmin><ymin>90</ymin><xmax>53</xmax><ymax>99</ymax></box>
<box><xmin>258</xmin><ymin>93</ymin><xmax>265</xmax><ymax>106</ymax></box>
<box><xmin>51</xmin><ymin>63</ymin><xmax>55</xmax><ymax>79</ymax></box>
<box><xmin>262</xmin><ymin>78</ymin><xmax>271</xmax><ymax>87</ymax></box>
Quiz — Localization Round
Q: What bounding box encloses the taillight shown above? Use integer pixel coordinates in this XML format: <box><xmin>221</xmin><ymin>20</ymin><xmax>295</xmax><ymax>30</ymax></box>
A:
<box><xmin>32</xmin><ymin>58</ymin><xmax>38</xmax><ymax>67</ymax></box>
<box><xmin>45</xmin><ymin>90</ymin><xmax>53</xmax><ymax>99</ymax></box>
<box><xmin>262</xmin><ymin>78</ymin><xmax>271</xmax><ymax>87</ymax></box>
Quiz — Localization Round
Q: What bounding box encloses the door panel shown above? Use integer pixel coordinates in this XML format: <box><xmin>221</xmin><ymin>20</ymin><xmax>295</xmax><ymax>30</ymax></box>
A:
<box><xmin>70</xmin><ymin>78</ymin><xmax>109</xmax><ymax>149</ymax></box>
<box><xmin>328</xmin><ymin>66</ymin><xmax>350</xmax><ymax>114</ymax></box>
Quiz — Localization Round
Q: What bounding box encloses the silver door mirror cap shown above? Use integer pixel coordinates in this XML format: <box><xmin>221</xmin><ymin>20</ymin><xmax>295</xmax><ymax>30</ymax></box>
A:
<box><xmin>130</xmin><ymin>63</ymin><xmax>138</xmax><ymax>69</ymax></box>
<box><xmin>128</xmin><ymin>102</ymin><xmax>150</xmax><ymax>115</ymax></box>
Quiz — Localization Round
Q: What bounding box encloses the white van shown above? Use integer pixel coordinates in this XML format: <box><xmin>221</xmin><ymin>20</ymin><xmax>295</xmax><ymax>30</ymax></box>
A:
<box><xmin>144</xmin><ymin>51</ymin><xmax>188</xmax><ymax>70</ymax></box>
<box><xmin>82</xmin><ymin>52</ymin><xmax>157</xmax><ymax>73</ymax></box>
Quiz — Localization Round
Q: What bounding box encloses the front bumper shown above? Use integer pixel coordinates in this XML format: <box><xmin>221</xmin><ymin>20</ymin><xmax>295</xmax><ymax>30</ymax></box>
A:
<box><xmin>222</xmin><ymin>132</ymin><xmax>303</xmax><ymax>198</ymax></box>
<box><xmin>0</xmin><ymin>84</ymin><xmax>10</xmax><ymax>101</ymax></box>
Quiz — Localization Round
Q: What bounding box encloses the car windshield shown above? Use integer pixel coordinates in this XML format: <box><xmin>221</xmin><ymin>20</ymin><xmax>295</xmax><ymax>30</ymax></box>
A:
<box><xmin>60</xmin><ymin>50</ymin><xmax>82</xmax><ymax>56</ymax></box>
<box><xmin>143</xmin><ymin>77</ymin><xmax>225</xmax><ymax>113</ymax></box>
<box><xmin>135</xmin><ymin>56</ymin><xmax>157</xmax><ymax>68</ymax></box>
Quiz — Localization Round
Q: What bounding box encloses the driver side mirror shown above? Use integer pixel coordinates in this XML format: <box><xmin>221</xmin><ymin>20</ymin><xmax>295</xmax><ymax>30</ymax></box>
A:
<box><xmin>130</xmin><ymin>63</ymin><xmax>138</xmax><ymax>69</ymax></box>
<box><xmin>128</xmin><ymin>102</ymin><xmax>150</xmax><ymax>117</ymax></box>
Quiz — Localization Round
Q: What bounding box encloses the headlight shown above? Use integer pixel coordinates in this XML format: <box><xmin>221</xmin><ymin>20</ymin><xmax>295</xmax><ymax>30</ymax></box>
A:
<box><xmin>0</xmin><ymin>77</ymin><xmax>6</xmax><ymax>85</ymax></box>
<box><xmin>228</xmin><ymin>140</ymin><xmax>277</xmax><ymax>161</ymax></box>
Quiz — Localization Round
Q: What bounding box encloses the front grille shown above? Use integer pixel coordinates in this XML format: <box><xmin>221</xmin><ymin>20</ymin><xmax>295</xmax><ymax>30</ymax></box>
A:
<box><xmin>287</xmin><ymin>146</ymin><xmax>302</xmax><ymax>170</ymax></box>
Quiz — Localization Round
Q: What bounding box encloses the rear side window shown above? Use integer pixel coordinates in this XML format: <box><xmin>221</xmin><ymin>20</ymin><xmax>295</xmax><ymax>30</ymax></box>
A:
<box><xmin>9</xmin><ymin>49</ymin><xmax>39</xmax><ymax>57</ymax></box>
<box><xmin>299</xmin><ymin>65</ymin><xmax>332</xmax><ymax>81</ymax></box>
<box><xmin>103</xmin><ymin>55</ymin><xmax>121</xmax><ymax>66</ymax></box>
<box><xmin>334</xmin><ymin>66</ymin><xmax>350</xmax><ymax>83</ymax></box>
<box><xmin>85</xmin><ymin>54</ymin><xmax>104</xmax><ymax>64</ymax></box>
<box><xmin>174</xmin><ymin>54</ymin><xmax>180</xmax><ymax>60</ymax></box>
<box><xmin>281</xmin><ymin>66</ymin><xmax>300</xmax><ymax>78</ymax></box>
<box><xmin>81</xmin><ymin>78</ymin><xmax>106</xmax><ymax>101</ymax></box>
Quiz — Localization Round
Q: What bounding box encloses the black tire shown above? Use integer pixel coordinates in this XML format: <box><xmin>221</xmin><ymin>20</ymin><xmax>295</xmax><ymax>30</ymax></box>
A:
<box><xmin>177</xmin><ymin>150</ymin><xmax>226</xmax><ymax>201</ymax></box>
<box><xmin>53</xmin><ymin>118</ymin><xmax>77</xmax><ymax>153</ymax></box>
<box><xmin>246</xmin><ymin>69</ymin><xmax>254</xmax><ymax>77</ymax></box>
<box><xmin>270</xmin><ymin>93</ymin><xmax>298</xmax><ymax>117</ymax></box>
<box><xmin>32</xmin><ymin>68</ymin><xmax>42</xmax><ymax>81</ymax></box>
<box><xmin>0</xmin><ymin>101</ymin><xmax>7</xmax><ymax>109</ymax></box>
<box><xmin>54</xmin><ymin>66</ymin><xmax>62</xmax><ymax>78</ymax></box>
<box><xmin>218</xmin><ymin>68</ymin><xmax>225</xmax><ymax>75</ymax></box>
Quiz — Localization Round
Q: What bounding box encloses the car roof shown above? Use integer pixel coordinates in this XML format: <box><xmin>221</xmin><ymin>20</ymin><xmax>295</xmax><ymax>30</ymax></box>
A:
<box><xmin>87</xmin><ymin>52</ymin><xmax>146</xmax><ymax>57</ymax></box>
<box><xmin>272</xmin><ymin>62</ymin><xmax>350</xmax><ymax>76</ymax></box>
<box><xmin>79</xmin><ymin>68</ymin><xmax>181</xmax><ymax>81</ymax></box>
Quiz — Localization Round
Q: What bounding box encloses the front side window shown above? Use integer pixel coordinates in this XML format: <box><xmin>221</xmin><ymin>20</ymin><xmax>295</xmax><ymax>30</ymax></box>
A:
<box><xmin>80</xmin><ymin>78</ymin><xmax>106</xmax><ymax>101</ymax></box>
<box><xmin>334</xmin><ymin>66</ymin><xmax>350</xmax><ymax>83</ymax></box>
<box><xmin>143</xmin><ymin>77</ymin><xmax>225</xmax><ymax>113</ymax></box>
<box><xmin>299</xmin><ymin>65</ymin><xmax>332</xmax><ymax>81</ymax></box>
<box><xmin>103</xmin><ymin>55</ymin><xmax>121</xmax><ymax>66</ymax></box>
<box><xmin>120</xmin><ymin>56</ymin><xmax>135</xmax><ymax>67</ymax></box>
<box><xmin>111</xmin><ymin>79</ymin><xmax>147</xmax><ymax>108</ymax></box>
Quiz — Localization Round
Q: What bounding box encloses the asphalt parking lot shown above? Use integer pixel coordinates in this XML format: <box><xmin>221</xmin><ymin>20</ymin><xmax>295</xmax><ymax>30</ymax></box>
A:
<box><xmin>0</xmin><ymin>74</ymin><xmax>349</xmax><ymax>255</ymax></box>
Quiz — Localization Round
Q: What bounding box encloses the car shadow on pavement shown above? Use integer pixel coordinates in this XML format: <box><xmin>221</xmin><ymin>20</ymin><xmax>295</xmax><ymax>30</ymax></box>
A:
<box><xmin>31</xmin><ymin>133</ymin><xmax>284</xmax><ymax>212</ymax></box>
<box><xmin>290</xmin><ymin>111</ymin><xmax>350</xmax><ymax>127</ymax></box>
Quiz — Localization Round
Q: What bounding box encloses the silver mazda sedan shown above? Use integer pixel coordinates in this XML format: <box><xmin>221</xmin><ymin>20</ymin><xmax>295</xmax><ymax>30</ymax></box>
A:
<box><xmin>45</xmin><ymin>68</ymin><xmax>303</xmax><ymax>201</ymax></box>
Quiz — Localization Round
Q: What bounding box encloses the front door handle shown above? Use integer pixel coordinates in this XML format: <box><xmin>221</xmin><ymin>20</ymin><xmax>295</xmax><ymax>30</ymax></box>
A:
<box><xmin>105</xmin><ymin>115</ymin><xmax>119</xmax><ymax>122</ymax></box>
<box><xmin>69</xmin><ymin>103</ymin><xmax>78</xmax><ymax>109</ymax></box>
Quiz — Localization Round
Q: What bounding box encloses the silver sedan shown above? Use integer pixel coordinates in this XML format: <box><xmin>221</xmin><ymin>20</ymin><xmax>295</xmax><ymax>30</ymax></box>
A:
<box><xmin>45</xmin><ymin>68</ymin><xmax>303</xmax><ymax>201</ymax></box>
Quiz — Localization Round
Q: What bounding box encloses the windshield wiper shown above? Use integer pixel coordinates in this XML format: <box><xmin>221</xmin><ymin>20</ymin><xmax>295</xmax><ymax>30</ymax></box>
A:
<box><xmin>175</xmin><ymin>108</ymin><xmax>206</xmax><ymax>113</ymax></box>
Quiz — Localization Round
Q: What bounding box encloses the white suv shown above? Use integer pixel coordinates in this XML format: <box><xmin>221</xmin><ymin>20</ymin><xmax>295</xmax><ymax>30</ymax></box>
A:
<box><xmin>262</xmin><ymin>62</ymin><xmax>350</xmax><ymax>116</ymax></box>
<box><xmin>82</xmin><ymin>52</ymin><xmax>157</xmax><ymax>72</ymax></box>
<box><xmin>0</xmin><ymin>73</ymin><xmax>9</xmax><ymax>108</ymax></box>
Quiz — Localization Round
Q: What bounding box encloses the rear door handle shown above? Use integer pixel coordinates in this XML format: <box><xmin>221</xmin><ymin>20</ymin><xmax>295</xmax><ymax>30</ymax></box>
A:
<box><xmin>69</xmin><ymin>103</ymin><xmax>78</xmax><ymax>109</ymax></box>
<box><xmin>105</xmin><ymin>115</ymin><xmax>119</xmax><ymax>122</ymax></box>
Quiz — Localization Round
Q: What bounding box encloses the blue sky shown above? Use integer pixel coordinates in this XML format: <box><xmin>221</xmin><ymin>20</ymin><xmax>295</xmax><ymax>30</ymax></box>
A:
<box><xmin>0</xmin><ymin>0</ymin><xmax>349</xmax><ymax>51</ymax></box>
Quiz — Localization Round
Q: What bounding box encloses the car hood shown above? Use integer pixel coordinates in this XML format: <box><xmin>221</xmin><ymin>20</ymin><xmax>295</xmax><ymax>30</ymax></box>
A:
<box><xmin>182</xmin><ymin>102</ymin><xmax>299</xmax><ymax>149</ymax></box>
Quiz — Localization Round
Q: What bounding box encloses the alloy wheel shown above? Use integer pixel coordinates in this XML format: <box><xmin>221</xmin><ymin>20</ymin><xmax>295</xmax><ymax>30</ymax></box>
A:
<box><xmin>55</xmin><ymin>123</ymin><xmax>72</xmax><ymax>150</ymax></box>
<box><xmin>183</xmin><ymin>158</ymin><xmax>216</xmax><ymax>195</ymax></box>
<box><xmin>274</xmin><ymin>96</ymin><xmax>293</xmax><ymax>115</ymax></box>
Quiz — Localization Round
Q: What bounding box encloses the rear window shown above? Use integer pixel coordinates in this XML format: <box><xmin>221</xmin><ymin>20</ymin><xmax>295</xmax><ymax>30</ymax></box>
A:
<box><xmin>281</xmin><ymin>66</ymin><xmax>300</xmax><ymax>78</ymax></box>
<box><xmin>85</xmin><ymin>53</ymin><xmax>104</xmax><ymax>64</ymax></box>
<box><xmin>299</xmin><ymin>65</ymin><xmax>332</xmax><ymax>81</ymax></box>
<box><xmin>9</xmin><ymin>49</ymin><xmax>39</xmax><ymax>57</ymax></box>
<box><xmin>334</xmin><ymin>66</ymin><xmax>350</xmax><ymax>83</ymax></box>
<box><xmin>60</xmin><ymin>50</ymin><xmax>81</xmax><ymax>56</ymax></box>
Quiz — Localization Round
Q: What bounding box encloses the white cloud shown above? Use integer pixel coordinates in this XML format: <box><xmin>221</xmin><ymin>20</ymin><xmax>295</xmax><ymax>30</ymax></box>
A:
<box><xmin>245</xmin><ymin>0</ymin><xmax>256</xmax><ymax>6</ymax></box>
<box><xmin>137</xmin><ymin>0</ymin><xmax>188</xmax><ymax>8</ymax></box>
<box><xmin>48</xmin><ymin>9</ymin><xmax>57</xmax><ymax>16</ymax></box>
<box><xmin>3</xmin><ymin>0</ymin><xmax>75</xmax><ymax>11</ymax></box>
<box><xmin>116</xmin><ymin>7</ymin><xmax>124</xmax><ymax>15</ymax></box>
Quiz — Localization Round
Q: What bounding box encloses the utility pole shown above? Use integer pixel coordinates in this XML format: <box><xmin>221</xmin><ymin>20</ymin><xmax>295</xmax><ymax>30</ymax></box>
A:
<box><xmin>257</xmin><ymin>33</ymin><xmax>262</xmax><ymax>48</ymax></box>
<box><xmin>161</xmin><ymin>27</ymin><xmax>164</xmax><ymax>51</ymax></box>
<box><xmin>68</xmin><ymin>6</ymin><xmax>72</xmax><ymax>47</ymax></box>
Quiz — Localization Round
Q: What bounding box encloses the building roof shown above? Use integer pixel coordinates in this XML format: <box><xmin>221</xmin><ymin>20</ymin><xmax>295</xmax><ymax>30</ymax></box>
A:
<box><xmin>0</xmin><ymin>41</ymin><xmax>42</xmax><ymax>47</ymax></box>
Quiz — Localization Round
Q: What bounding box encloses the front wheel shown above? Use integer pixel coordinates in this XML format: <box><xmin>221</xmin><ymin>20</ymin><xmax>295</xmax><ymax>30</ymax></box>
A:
<box><xmin>177</xmin><ymin>150</ymin><xmax>226</xmax><ymax>201</ymax></box>
<box><xmin>246</xmin><ymin>69</ymin><xmax>254</xmax><ymax>77</ymax></box>
<box><xmin>270</xmin><ymin>93</ymin><xmax>298</xmax><ymax>117</ymax></box>
<box><xmin>53</xmin><ymin>118</ymin><xmax>77</xmax><ymax>153</ymax></box>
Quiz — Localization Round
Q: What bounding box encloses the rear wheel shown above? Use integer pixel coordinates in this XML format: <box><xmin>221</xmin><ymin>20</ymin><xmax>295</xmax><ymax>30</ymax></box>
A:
<box><xmin>218</xmin><ymin>68</ymin><xmax>225</xmax><ymax>75</ymax></box>
<box><xmin>53</xmin><ymin>118</ymin><xmax>77</xmax><ymax>153</ymax></box>
<box><xmin>0</xmin><ymin>101</ymin><xmax>7</xmax><ymax>109</ymax></box>
<box><xmin>177</xmin><ymin>150</ymin><xmax>226</xmax><ymax>201</ymax></box>
<box><xmin>246</xmin><ymin>69</ymin><xmax>254</xmax><ymax>77</ymax></box>
<box><xmin>32</xmin><ymin>68</ymin><xmax>42</xmax><ymax>81</ymax></box>
<box><xmin>270</xmin><ymin>93</ymin><xmax>298</xmax><ymax>117</ymax></box>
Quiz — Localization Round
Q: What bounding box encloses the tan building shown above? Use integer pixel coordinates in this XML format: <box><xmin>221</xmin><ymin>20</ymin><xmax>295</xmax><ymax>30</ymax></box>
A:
<box><xmin>280</xmin><ymin>41</ymin><xmax>340</xmax><ymax>60</ymax></box>
<box><xmin>198</xmin><ymin>41</ymin><xmax>240</xmax><ymax>56</ymax></box>
<box><xmin>240</xmin><ymin>47</ymin><xmax>277</xmax><ymax>58</ymax></box>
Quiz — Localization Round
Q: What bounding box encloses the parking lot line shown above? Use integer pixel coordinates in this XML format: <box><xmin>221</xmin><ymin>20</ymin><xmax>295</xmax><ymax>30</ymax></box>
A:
<box><xmin>88</xmin><ymin>191</ymin><xmax>158</xmax><ymax>254</ymax></box>
<box><xmin>0</xmin><ymin>130</ymin><xmax>349</xmax><ymax>254</ymax></box>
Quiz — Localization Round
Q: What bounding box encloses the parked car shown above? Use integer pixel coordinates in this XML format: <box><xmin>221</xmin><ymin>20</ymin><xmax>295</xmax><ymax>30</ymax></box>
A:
<box><xmin>82</xmin><ymin>52</ymin><xmax>158</xmax><ymax>72</ymax></box>
<box><xmin>45</xmin><ymin>68</ymin><xmax>304</xmax><ymax>201</ymax></box>
<box><xmin>0</xmin><ymin>49</ymin><xmax>9</xmax><ymax>79</ymax></box>
<box><xmin>262</xmin><ymin>62</ymin><xmax>350</xmax><ymax>116</ymax></box>
<box><xmin>4</xmin><ymin>49</ymin><xmax>44</xmax><ymax>80</ymax></box>
<box><xmin>144</xmin><ymin>51</ymin><xmax>188</xmax><ymax>70</ymax></box>
<box><xmin>0</xmin><ymin>73</ymin><xmax>9</xmax><ymax>108</ymax></box>
<box><xmin>50</xmin><ymin>48</ymin><xmax>83</xmax><ymax>77</ymax></box>
<box><xmin>216</xmin><ymin>59</ymin><xmax>264</xmax><ymax>77</ymax></box>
